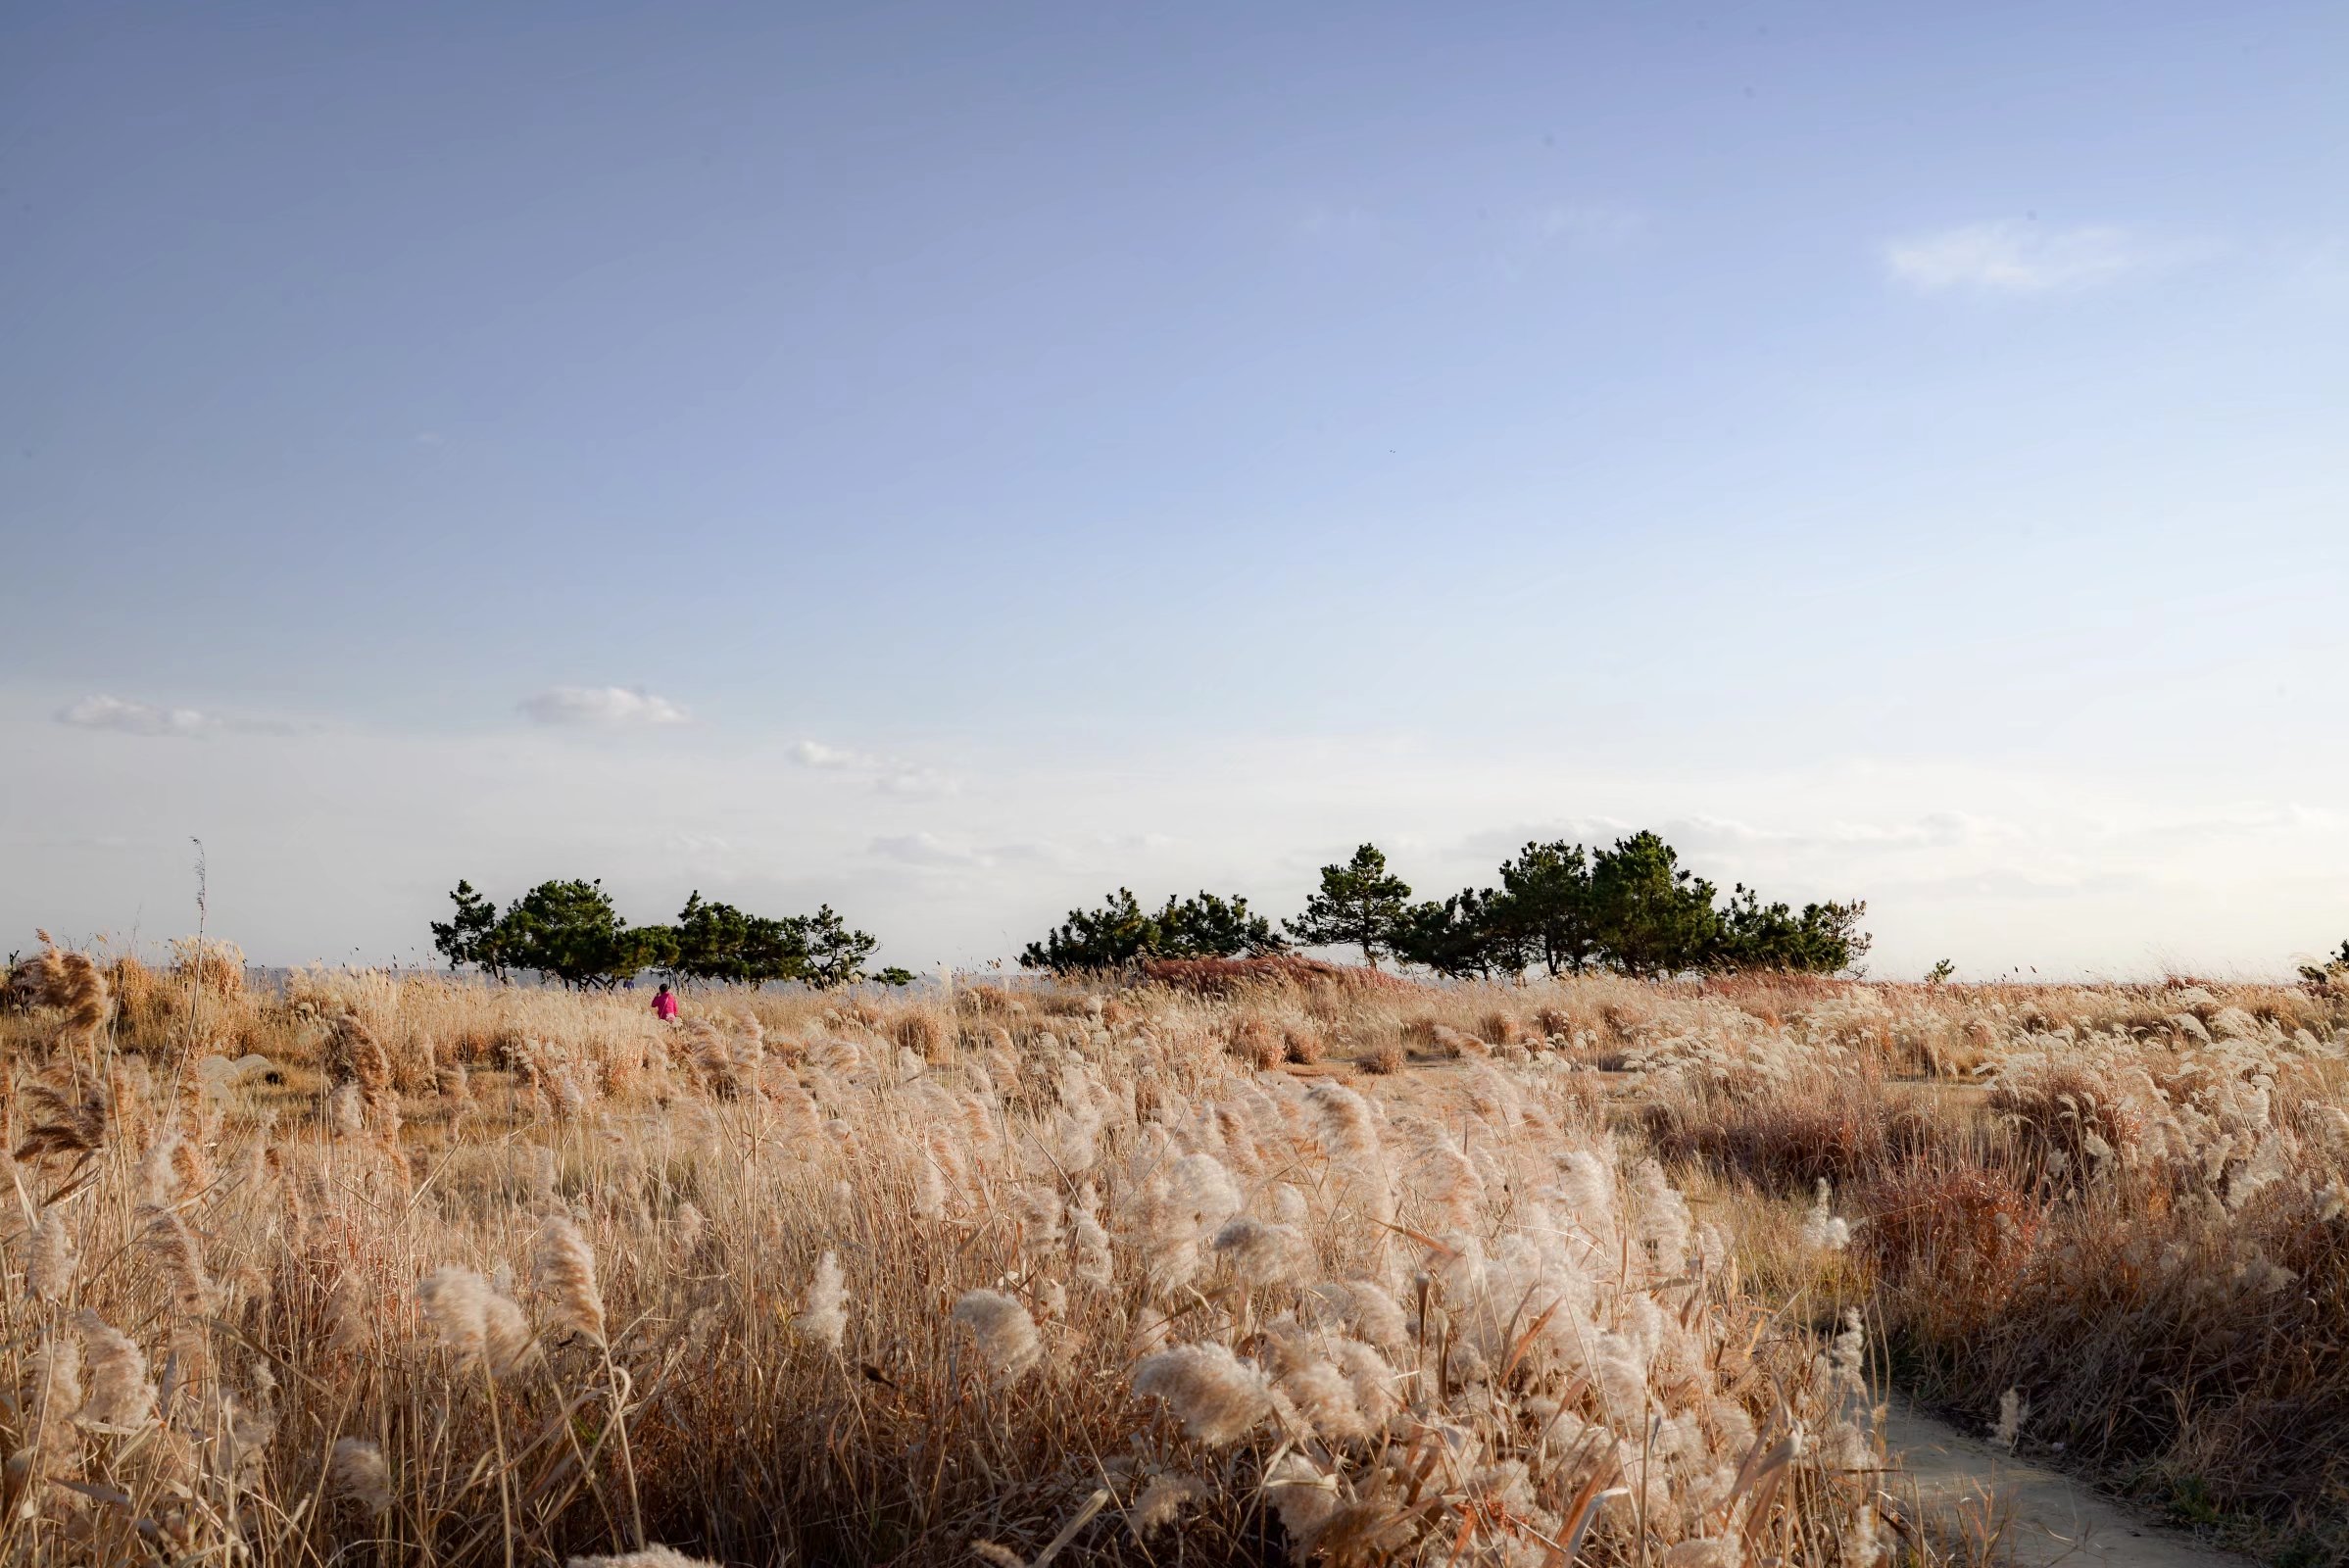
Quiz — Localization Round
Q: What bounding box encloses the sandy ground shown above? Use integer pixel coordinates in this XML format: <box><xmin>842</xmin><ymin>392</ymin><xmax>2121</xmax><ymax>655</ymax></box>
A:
<box><xmin>1884</xmin><ymin>1400</ymin><xmax>2249</xmax><ymax>1567</ymax></box>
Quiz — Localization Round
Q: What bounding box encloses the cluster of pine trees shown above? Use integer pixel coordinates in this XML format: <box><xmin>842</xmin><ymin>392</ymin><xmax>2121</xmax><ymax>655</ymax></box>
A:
<box><xmin>1021</xmin><ymin>831</ymin><xmax>1869</xmax><ymax>979</ymax></box>
<box><xmin>430</xmin><ymin>881</ymin><xmax>905</xmax><ymax>989</ymax></box>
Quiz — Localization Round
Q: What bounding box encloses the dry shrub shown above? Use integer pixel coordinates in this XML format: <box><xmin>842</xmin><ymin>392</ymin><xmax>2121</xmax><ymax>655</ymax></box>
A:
<box><xmin>1225</xmin><ymin>1016</ymin><xmax>1281</xmax><ymax>1070</ymax></box>
<box><xmin>893</xmin><ymin>1010</ymin><xmax>950</xmax><ymax>1061</ymax></box>
<box><xmin>443</xmin><ymin>1025</ymin><xmax>509</xmax><ymax>1067</ymax></box>
<box><xmin>109</xmin><ymin>955</ymin><xmax>175</xmax><ymax>1044</ymax></box>
<box><xmin>171</xmin><ymin>936</ymin><xmax>247</xmax><ymax>998</ymax></box>
<box><xmin>958</xmin><ymin>983</ymin><xmax>1017</xmax><ymax>1015</ymax></box>
<box><xmin>1426</xmin><ymin>1024</ymin><xmax>1485</xmax><ymax>1060</ymax></box>
<box><xmin>1598</xmin><ymin>997</ymin><xmax>1653</xmax><ymax>1041</ymax></box>
<box><xmin>1476</xmin><ymin>1011</ymin><xmax>1527</xmax><ymax>1048</ymax></box>
<box><xmin>1280</xmin><ymin>1024</ymin><xmax>1325</xmax><ymax>1065</ymax></box>
<box><xmin>1986</xmin><ymin>1060</ymin><xmax>2146</xmax><ymax>1178</ymax></box>
<box><xmin>1646</xmin><ymin>1070</ymin><xmax>1930</xmax><ymax>1190</ymax></box>
<box><xmin>1857</xmin><ymin>1160</ymin><xmax>2043</xmax><ymax>1317</ymax></box>
<box><xmin>1354</xmin><ymin>1038</ymin><xmax>1404</xmax><ymax>1075</ymax></box>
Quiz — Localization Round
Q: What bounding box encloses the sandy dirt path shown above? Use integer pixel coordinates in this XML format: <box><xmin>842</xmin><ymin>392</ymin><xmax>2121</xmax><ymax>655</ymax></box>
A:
<box><xmin>1884</xmin><ymin>1400</ymin><xmax>2249</xmax><ymax>1567</ymax></box>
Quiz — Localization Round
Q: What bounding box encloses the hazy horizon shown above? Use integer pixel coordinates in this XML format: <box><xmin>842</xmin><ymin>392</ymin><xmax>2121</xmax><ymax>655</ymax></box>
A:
<box><xmin>5</xmin><ymin>3</ymin><xmax>2345</xmax><ymax>978</ymax></box>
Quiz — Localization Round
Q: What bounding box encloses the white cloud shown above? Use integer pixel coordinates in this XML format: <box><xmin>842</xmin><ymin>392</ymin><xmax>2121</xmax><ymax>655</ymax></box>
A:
<box><xmin>874</xmin><ymin>767</ymin><xmax>958</xmax><ymax>798</ymax></box>
<box><xmin>871</xmin><ymin>832</ymin><xmax>993</xmax><ymax>868</ymax></box>
<box><xmin>1884</xmin><ymin>220</ymin><xmax>2158</xmax><ymax>294</ymax></box>
<box><xmin>795</xmin><ymin>738</ymin><xmax>959</xmax><ymax>797</ymax></box>
<box><xmin>517</xmin><ymin>686</ymin><xmax>689</xmax><ymax>727</ymax></box>
<box><xmin>56</xmin><ymin>695</ymin><xmax>215</xmax><ymax>737</ymax></box>
<box><xmin>792</xmin><ymin>739</ymin><xmax>871</xmax><ymax>769</ymax></box>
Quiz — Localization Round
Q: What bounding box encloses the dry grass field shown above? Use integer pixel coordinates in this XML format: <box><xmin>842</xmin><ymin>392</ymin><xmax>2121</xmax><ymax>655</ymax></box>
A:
<box><xmin>2</xmin><ymin>942</ymin><xmax>2344</xmax><ymax>1567</ymax></box>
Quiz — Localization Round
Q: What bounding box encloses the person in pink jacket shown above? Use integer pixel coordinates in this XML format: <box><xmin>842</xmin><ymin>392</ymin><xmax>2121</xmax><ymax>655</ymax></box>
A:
<box><xmin>653</xmin><ymin>981</ymin><xmax>678</xmax><ymax>1021</ymax></box>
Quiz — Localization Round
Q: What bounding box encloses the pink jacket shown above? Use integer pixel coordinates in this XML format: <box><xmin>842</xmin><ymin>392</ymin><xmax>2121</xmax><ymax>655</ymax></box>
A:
<box><xmin>654</xmin><ymin>991</ymin><xmax>678</xmax><ymax>1020</ymax></box>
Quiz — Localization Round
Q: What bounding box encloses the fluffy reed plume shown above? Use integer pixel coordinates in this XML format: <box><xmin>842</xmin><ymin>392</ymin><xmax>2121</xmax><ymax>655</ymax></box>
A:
<box><xmin>1801</xmin><ymin>1179</ymin><xmax>1850</xmax><ymax>1251</ymax></box>
<box><xmin>533</xmin><ymin>1213</ymin><xmax>608</xmax><ymax>1345</ymax></box>
<box><xmin>424</xmin><ymin>1257</ymin><xmax>535</xmax><ymax>1370</ymax></box>
<box><xmin>1990</xmin><ymin>1388</ymin><xmax>2026</xmax><ymax>1451</ymax></box>
<box><xmin>1013</xmin><ymin>1184</ymin><xmax>1063</xmax><ymax>1251</ymax></box>
<box><xmin>323</xmin><ymin>1010</ymin><xmax>388</xmax><ymax>1084</ymax></box>
<box><xmin>796</xmin><ymin>1250</ymin><xmax>848</xmax><ymax>1350</ymax></box>
<box><xmin>416</xmin><ymin>1266</ymin><xmax>532</xmax><ymax>1374</ymax></box>
<box><xmin>28</xmin><ymin>1331</ymin><xmax>83</xmax><ymax>1423</ymax></box>
<box><xmin>1308</xmin><ymin>1083</ymin><xmax>1382</xmax><ymax>1165</ymax></box>
<box><xmin>967</xmin><ymin>1543</ymin><xmax>1025</xmax><ymax>1568</ymax></box>
<box><xmin>140</xmin><ymin>1202</ymin><xmax>217</xmax><ymax>1318</ymax></box>
<box><xmin>330</xmin><ymin>1436</ymin><xmax>391</xmax><ymax>1514</ymax></box>
<box><xmin>1131</xmin><ymin>1343</ymin><xmax>1273</xmax><ymax>1446</ymax></box>
<box><xmin>1070</xmin><ymin>1195</ymin><xmax>1114</xmax><ymax>1289</ymax></box>
<box><xmin>416</xmin><ymin>1266</ymin><xmax>490</xmax><ymax>1362</ymax></box>
<box><xmin>15</xmin><ymin>1060</ymin><xmax>111</xmax><ymax>1160</ymax></box>
<box><xmin>1126</xmin><ymin>1472</ymin><xmax>1202</xmax><ymax>1539</ymax></box>
<box><xmin>952</xmin><ymin>1289</ymin><xmax>1040</xmax><ymax>1384</ymax></box>
<box><xmin>12</xmin><ymin>943</ymin><xmax>112</xmax><ymax>1048</ymax></box>
<box><xmin>566</xmin><ymin>1549</ymin><xmax>720</xmax><ymax>1568</ymax></box>
<box><xmin>684</xmin><ymin>1019</ymin><xmax>753</xmax><ymax>1101</ymax></box>
<box><xmin>1209</xmin><ymin>1216</ymin><xmax>1308</xmax><ymax>1287</ymax></box>
<box><xmin>24</xmin><ymin>1207</ymin><xmax>74</xmax><ymax>1303</ymax></box>
<box><xmin>74</xmin><ymin>1310</ymin><xmax>157</xmax><ymax>1432</ymax></box>
<box><xmin>10</xmin><ymin>1331</ymin><xmax>84</xmax><ymax>1509</ymax></box>
<box><xmin>327</xmin><ymin>1083</ymin><xmax>366</xmax><ymax>1138</ymax></box>
<box><xmin>1262</xmin><ymin>1452</ymin><xmax>1342</xmax><ymax>1552</ymax></box>
<box><xmin>484</xmin><ymin>1290</ymin><xmax>536</xmax><ymax>1375</ymax></box>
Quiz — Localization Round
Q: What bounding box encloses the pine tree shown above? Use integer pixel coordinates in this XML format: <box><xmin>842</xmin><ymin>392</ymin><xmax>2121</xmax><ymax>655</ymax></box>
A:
<box><xmin>429</xmin><ymin>880</ymin><xmax>504</xmax><ymax>977</ymax></box>
<box><xmin>1588</xmin><ymin>832</ymin><xmax>1720</xmax><ymax>977</ymax></box>
<box><xmin>1283</xmin><ymin>845</ymin><xmax>1412</xmax><ymax>968</ymax></box>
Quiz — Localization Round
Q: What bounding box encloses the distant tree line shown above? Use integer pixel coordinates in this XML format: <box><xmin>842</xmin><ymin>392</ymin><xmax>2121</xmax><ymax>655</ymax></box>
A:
<box><xmin>430</xmin><ymin>880</ymin><xmax>909</xmax><ymax>990</ymax></box>
<box><xmin>1020</xmin><ymin>831</ymin><xmax>1870</xmax><ymax>979</ymax></box>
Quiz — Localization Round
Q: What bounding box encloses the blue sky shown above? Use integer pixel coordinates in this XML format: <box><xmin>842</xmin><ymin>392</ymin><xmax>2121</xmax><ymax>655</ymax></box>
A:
<box><xmin>4</xmin><ymin>2</ymin><xmax>2345</xmax><ymax>975</ymax></box>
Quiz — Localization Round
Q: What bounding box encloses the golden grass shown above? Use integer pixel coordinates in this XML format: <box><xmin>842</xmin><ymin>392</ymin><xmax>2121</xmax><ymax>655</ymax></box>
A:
<box><xmin>0</xmin><ymin>949</ymin><xmax>2341</xmax><ymax>1564</ymax></box>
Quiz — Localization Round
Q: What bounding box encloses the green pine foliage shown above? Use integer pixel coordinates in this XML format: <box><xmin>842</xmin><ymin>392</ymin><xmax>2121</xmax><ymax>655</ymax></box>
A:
<box><xmin>1282</xmin><ymin>845</ymin><xmax>1413</xmax><ymax>968</ymax></box>
<box><xmin>1019</xmin><ymin>889</ymin><xmax>1285</xmax><ymax>973</ymax></box>
<box><xmin>1295</xmin><ymin>831</ymin><xmax>1870</xmax><ymax>979</ymax></box>
<box><xmin>431</xmin><ymin>882</ymin><xmax>884</xmax><ymax>990</ymax></box>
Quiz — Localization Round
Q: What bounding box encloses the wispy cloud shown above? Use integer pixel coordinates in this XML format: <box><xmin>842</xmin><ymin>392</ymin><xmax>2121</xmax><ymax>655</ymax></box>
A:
<box><xmin>517</xmin><ymin>686</ymin><xmax>689</xmax><ymax>727</ymax></box>
<box><xmin>870</xmin><ymin>832</ymin><xmax>992</xmax><ymax>867</ymax></box>
<box><xmin>794</xmin><ymin>738</ymin><xmax>958</xmax><ymax>797</ymax></box>
<box><xmin>869</xmin><ymin>832</ymin><xmax>1052</xmax><ymax>869</ymax></box>
<box><xmin>1884</xmin><ymin>220</ymin><xmax>2164</xmax><ymax>294</ymax></box>
<box><xmin>791</xmin><ymin>740</ymin><xmax>871</xmax><ymax>769</ymax></box>
<box><xmin>56</xmin><ymin>695</ymin><xmax>216</xmax><ymax>737</ymax></box>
